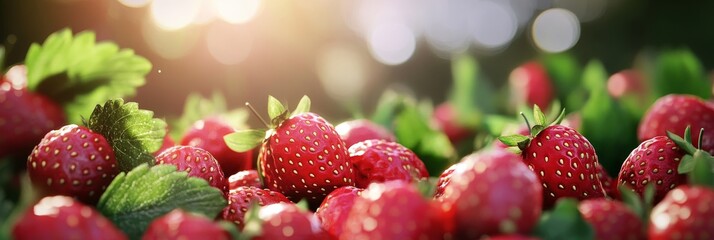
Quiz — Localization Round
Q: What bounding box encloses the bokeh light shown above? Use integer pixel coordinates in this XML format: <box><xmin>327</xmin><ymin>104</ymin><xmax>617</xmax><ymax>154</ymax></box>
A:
<box><xmin>117</xmin><ymin>0</ymin><xmax>151</xmax><ymax>8</ymax></box>
<box><xmin>192</xmin><ymin>1</ymin><xmax>218</xmax><ymax>25</ymax></box>
<box><xmin>368</xmin><ymin>23</ymin><xmax>416</xmax><ymax>65</ymax></box>
<box><xmin>141</xmin><ymin>18</ymin><xmax>199</xmax><ymax>59</ymax></box>
<box><xmin>213</xmin><ymin>0</ymin><xmax>262</xmax><ymax>24</ymax></box>
<box><xmin>317</xmin><ymin>44</ymin><xmax>370</xmax><ymax>100</ymax></box>
<box><xmin>469</xmin><ymin>1</ymin><xmax>518</xmax><ymax>50</ymax></box>
<box><xmin>149</xmin><ymin>0</ymin><xmax>201</xmax><ymax>31</ymax></box>
<box><xmin>532</xmin><ymin>8</ymin><xmax>580</xmax><ymax>53</ymax></box>
<box><xmin>422</xmin><ymin>0</ymin><xmax>471</xmax><ymax>54</ymax></box>
<box><xmin>553</xmin><ymin>0</ymin><xmax>606</xmax><ymax>23</ymax></box>
<box><xmin>205</xmin><ymin>23</ymin><xmax>253</xmax><ymax>65</ymax></box>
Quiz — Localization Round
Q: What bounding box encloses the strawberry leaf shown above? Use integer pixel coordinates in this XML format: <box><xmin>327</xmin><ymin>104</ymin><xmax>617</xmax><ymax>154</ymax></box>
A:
<box><xmin>541</xmin><ymin>53</ymin><xmax>583</xmax><ymax>113</ymax></box>
<box><xmin>534</xmin><ymin>198</ymin><xmax>594</xmax><ymax>240</ymax></box>
<box><xmin>239</xmin><ymin>201</ymin><xmax>264</xmax><ymax>240</ymax></box>
<box><xmin>25</xmin><ymin>29</ymin><xmax>152</xmax><ymax>124</ymax></box>
<box><xmin>394</xmin><ymin>102</ymin><xmax>457</xmax><ymax>176</ymax></box>
<box><xmin>371</xmin><ymin>89</ymin><xmax>404</xmax><ymax>128</ymax></box>
<box><xmin>653</xmin><ymin>49</ymin><xmax>711</xmax><ymax>100</ymax></box>
<box><xmin>497</xmin><ymin>135</ymin><xmax>530</xmax><ymax>147</ymax></box>
<box><xmin>449</xmin><ymin>54</ymin><xmax>493</xmax><ymax>128</ymax></box>
<box><xmin>97</xmin><ymin>164</ymin><xmax>226</xmax><ymax>239</ymax></box>
<box><xmin>688</xmin><ymin>151</ymin><xmax>714</xmax><ymax>187</ymax></box>
<box><xmin>619</xmin><ymin>185</ymin><xmax>645</xmax><ymax>220</ymax></box>
<box><xmin>533</xmin><ymin>105</ymin><xmax>547</xmax><ymax>126</ymax></box>
<box><xmin>224</xmin><ymin>129</ymin><xmax>266</xmax><ymax>152</ymax></box>
<box><xmin>170</xmin><ymin>92</ymin><xmax>248</xmax><ymax>140</ymax></box>
<box><xmin>87</xmin><ymin>99</ymin><xmax>167</xmax><ymax>172</ymax></box>
<box><xmin>291</xmin><ymin>95</ymin><xmax>311</xmax><ymax>116</ymax></box>
<box><xmin>0</xmin><ymin>173</ymin><xmax>39</xmax><ymax>240</ymax></box>
<box><xmin>267</xmin><ymin>96</ymin><xmax>287</xmax><ymax>122</ymax></box>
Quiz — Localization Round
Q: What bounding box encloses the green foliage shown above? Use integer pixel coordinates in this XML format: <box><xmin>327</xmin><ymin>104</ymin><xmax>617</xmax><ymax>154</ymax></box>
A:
<box><xmin>534</xmin><ymin>198</ymin><xmax>594</xmax><ymax>240</ymax></box>
<box><xmin>169</xmin><ymin>92</ymin><xmax>249</xmax><ymax>140</ymax></box>
<box><xmin>540</xmin><ymin>53</ymin><xmax>583</xmax><ymax>113</ymax></box>
<box><xmin>449</xmin><ymin>54</ymin><xmax>494</xmax><ymax>128</ymax></box>
<box><xmin>371</xmin><ymin>89</ymin><xmax>405</xmax><ymax>129</ymax></box>
<box><xmin>97</xmin><ymin>164</ymin><xmax>227</xmax><ymax>239</ymax></box>
<box><xmin>0</xmin><ymin>174</ymin><xmax>39</xmax><ymax>240</ymax></box>
<box><xmin>87</xmin><ymin>99</ymin><xmax>167</xmax><ymax>172</ymax></box>
<box><xmin>652</xmin><ymin>49</ymin><xmax>711</xmax><ymax>100</ymax></box>
<box><xmin>225</xmin><ymin>129</ymin><xmax>266</xmax><ymax>152</ymax></box>
<box><xmin>24</xmin><ymin>29</ymin><xmax>152</xmax><ymax>124</ymax></box>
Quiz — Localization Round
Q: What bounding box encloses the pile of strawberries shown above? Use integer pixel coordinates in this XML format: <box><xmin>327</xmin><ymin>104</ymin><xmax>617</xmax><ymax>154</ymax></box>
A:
<box><xmin>2</xmin><ymin>30</ymin><xmax>714</xmax><ymax>240</ymax></box>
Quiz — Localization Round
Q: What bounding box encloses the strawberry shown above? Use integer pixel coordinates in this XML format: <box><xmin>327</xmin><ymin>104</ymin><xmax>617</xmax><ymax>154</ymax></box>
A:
<box><xmin>335</xmin><ymin>119</ymin><xmax>395</xmax><ymax>148</ymax></box>
<box><xmin>250</xmin><ymin>202</ymin><xmax>329</xmax><ymax>240</ymax></box>
<box><xmin>616</xmin><ymin>136</ymin><xmax>687</xmax><ymax>203</ymax></box>
<box><xmin>433</xmin><ymin>161</ymin><xmax>465</xmax><ymax>199</ymax></box>
<box><xmin>0</xmin><ymin>65</ymin><xmax>65</xmax><ymax>159</ymax></box>
<box><xmin>607</xmin><ymin>69</ymin><xmax>646</xmax><ymax>99</ymax></box>
<box><xmin>228</xmin><ymin>169</ymin><xmax>262</xmax><ymax>189</ymax></box>
<box><xmin>220</xmin><ymin>186</ymin><xmax>291</xmax><ymax>229</ymax></box>
<box><xmin>339</xmin><ymin>180</ymin><xmax>446</xmax><ymax>240</ymax></box>
<box><xmin>499</xmin><ymin>107</ymin><xmax>606</xmax><ymax>208</ymax></box>
<box><xmin>433</xmin><ymin>102</ymin><xmax>474</xmax><ymax>144</ymax></box>
<box><xmin>181</xmin><ymin>118</ymin><xmax>254</xmax><ymax>176</ymax></box>
<box><xmin>142</xmin><ymin>209</ymin><xmax>229</xmax><ymax>240</ymax></box>
<box><xmin>596</xmin><ymin>164</ymin><xmax>617</xmax><ymax>199</ymax></box>
<box><xmin>12</xmin><ymin>195</ymin><xmax>127</xmax><ymax>240</ymax></box>
<box><xmin>486</xmin><ymin>235</ymin><xmax>540</xmax><ymax>240</ymax></box>
<box><xmin>577</xmin><ymin>199</ymin><xmax>646</xmax><ymax>240</ymax></box>
<box><xmin>508</xmin><ymin>61</ymin><xmax>554</xmax><ymax>111</ymax></box>
<box><xmin>315</xmin><ymin>186</ymin><xmax>363</xmax><ymax>237</ymax></box>
<box><xmin>27</xmin><ymin>124</ymin><xmax>119</xmax><ymax>204</ymax></box>
<box><xmin>638</xmin><ymin>94</ymin><xmax>714</xmax><ymax>155</ymax></box>
<box><xmin>152</xmin><ymin>129</ymin><xmax>175</xmax><ymax>157</ymax></box>
<box><xmin>348</xmin><ymin>139</ymin><xmax>429</xmax><ymax>188</ymax></box>
<box><xmin>437</xmin><ymin>149</ymin><xmax>542</xmax><ymax>238</ymax></box>
<box><xmin>648</xmin><ymin>186</ymin><xmax>714</xmax><ymax>239</ymax></box>
<box><xmin>225</xmin><ymin>96</ymin><xmax>355</xmax><ymax>207</ymax></box>
<box><xmin>155</xmin><ymin>145</ymin><xmax>229</xmax><ymax>195</ymax></box>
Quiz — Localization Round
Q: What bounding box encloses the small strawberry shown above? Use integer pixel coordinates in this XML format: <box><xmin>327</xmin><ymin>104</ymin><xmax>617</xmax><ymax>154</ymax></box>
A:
<box><xmin>508</xmin><ymin>61</ymin><xmax>554</xmax><ymax>111</ymax></box>
<box><xmin>437</xmin><ymin>149</ymin><xmax>542</xmax><ymax>238</ymax></box>
<box><xmin>248</xmin><ymin>202</ymin><xmax>329</xmax><ymax>240</ymax></box>
<box><xmin>181</xmin><ymin>117</ymin><xmax>254</xmax><ymax>176</ymax></box>
<box><xmin>315</xmin><ymin>186</ymin><xmax>363</xmax><ymax>237</ymax></box>
<box><xmin>499</xmin><ymin>106</ymin><xmax>606</xmax><ymax>208</ymax></box>
<box><xmin>577</xmin><ymin>199</ymin><xmax>646</xmax><ymax>240</ymax></box>
<box><xmin>648</xmin><ymin>186</ymin><xmax>714</xmax><ymax>239</ymax></box>
<box><xmin>638</xmin><ymin>94</ymin><xmax>714</xmax><ymax>155</ymax></box>
<box><xmin>339</xmin><ymin>180</ymin><xmax>446</xmax><ymax>240</ymax></box>
<box><xmin>596</xmin><ymin>164</ymin><xmax>617</xmax><ymax>199</ymax></box>
<box><xmin>335</xmin><ymin>119</ymin><xmax>395</xmax><ymax>148</ymax></box>
<box><xmin>348</xmin><ymin>139</ymin><xmax>429</xmax><ymax>188</ymax></box>
<box><xmin>433</xmin><ymin>161</ymin><xmax>465</xmax><ymax>199</ymax></box>
<box><xmin>616</xmin><ymin>136</ymin><xmax>687</xmax><ymax>203</ymax></box>
<box><xmin>228</xmin><ymin>169</ymin><xmax>262</xmax><ymax>190</ymax></box>
<box><xmin>220</xmin><ymin>186</ymin><xmax>291</xmax><ymax>229</ymax></box>
<box><xmin>224</xmin><ymin>96</ymin><xmax>355</xmax><ymax>207</ymax></box>
<box><xmin>607</xmin><ymin>69</ymin><xmax>646</xmax><ymax>99</ymax></box>
<box><xmin>155</xmin><ymin>145</ymin><xmax>228</xmax><ymax>195</ymax></box>
<box><xmin>27</xmin><ymin>124</ymin><xmax>119</xmax><ymax>204</ymax></box>
<box><xmin>142</xmin><ymin>209</ymin><xmax>230</xmax><ymax>240</ymax></box>
<box><xmin>432</xmin><ymin>102</ymin><xmax>474</xmax><ymax>144</ymax></box>
<box><xmin>12</xmin><ymin>195</ymin><xmax>127</xmax><ymax>240</ymax></box>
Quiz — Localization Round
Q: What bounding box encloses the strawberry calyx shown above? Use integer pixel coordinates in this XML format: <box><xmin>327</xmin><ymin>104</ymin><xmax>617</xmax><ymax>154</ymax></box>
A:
<box><xmin>498</xmin><ymin>105</ymin><xmax>566</xmax><ymax>152</ymax></box>
<box><xmin>618</xmin><ymin>184</ymin><xmax>656</xmax><ymax>222</ymax></box>
<box><xmin>666</xmin><ymin>126</ymin><xmax>714</xmax><ymax>187</ymax></box>
<box><xmin>533</xmin><ymin>198</ymin><xmax>595</xmax><ymax>240</ymax></box>
<box><xmin>234</xmin><ymin>201</ymin><xmax>263</xmax><ymax>240</ymax></box>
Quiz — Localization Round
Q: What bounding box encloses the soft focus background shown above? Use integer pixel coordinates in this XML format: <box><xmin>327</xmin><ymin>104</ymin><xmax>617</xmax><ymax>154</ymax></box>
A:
<box><xmin>2</xmin><ymin>0</ymin><xmax>714</xmax><ymax>124</ymax></box>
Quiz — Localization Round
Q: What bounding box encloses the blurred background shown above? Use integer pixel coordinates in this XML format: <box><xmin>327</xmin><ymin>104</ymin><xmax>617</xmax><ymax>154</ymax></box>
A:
<box><xmin>1</xmin><ymin>0</ymin><xmax>714</xmax><ymax>124</ymax></box>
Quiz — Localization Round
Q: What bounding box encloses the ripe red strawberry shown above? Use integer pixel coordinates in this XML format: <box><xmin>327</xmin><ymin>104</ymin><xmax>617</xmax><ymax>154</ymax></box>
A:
<box><xmin>433</xmin><ymin>102</ymin><xmax>474</xmax><ymax>144</ymax></box>
<box><xmin>617</xmin><ymin>136</ymin><xmax>687</xmax><ymax>203</ymax></box>
<box><xmin>228</xmin><ymin>169</ymin><xmax>262</xmax><ymax>189</ymax></box>
<box><xmin>648</xmin><ymin>186</ymin><xmax>714</xmax><ymax>239</ymax></box>
<box><xmin>1</xmin><ymin>65</ymin><xmax>65</xmax><ymax>159</ymax></box>
<box><xmin>486</xmin><ymin>235</ymin><xmax>540</xmax><ymax>240</ymax></box>
<box><xmin>27</xmin><ymin>124</ymin><xmax>119</xmax><ymax>204</ymax></box>
<box><xmin>509</xmin><ymin>61</ymin><xmax>554</xmax><ymax>110</ymax></box>
<box><xmin>251</xmin><ymin>202</ymin><xmax>329</xmax><ymax>240</ymax></box>
<box><xmin>220</xmin><ymin>186</ymin><xmax>291</xmax><ymax>229</ymax></box>
<box><xmin>339</xmin><ymin>180</ymin><xmax>446</xmax><ymax>240</ymax></box>
<box><xmin>315</xmin><ymin>186</ymin><xmax>363</xmax><ymax>237</ymax></box>
<box><xmin>143</xmin><ymin>209</ymin><xmax>229</xmax><ymax>240</ymax></box>
<box><xmin>639</xmin><ymin>94</ymin><xmax>714</xmax><ymax>155</ymax></box>
<box><xmin>499</xmin><ymin>107</ymin><xmax>606</xmax><ymax>208</ymax></box>
<box><xmin>348</xmin><ymin>139</ymin><xmax>429</xmax><ymax>188</ymax></box>
<box><xmin>12</xmin><ymin>195</ymin><xmax>127</xmax><ymax>240</ymax></box>
<box><xmin>578</xmin><ymin>199</ymin><xmax>646</xmax><ymax>240</ymax></box>
<box><xmin>607</xmin><ymin>69</ymin><xmax>646</xmax><ymax>99</ymax></box>
<box><xmin>437</xmin><ymin>149</ymin><xmax>542</xmax><ymax>238</ymax></box>
<box><xmin>433</xmin><ymin>161</ymin><xmax>465</xmax><ymax>199</ymax></box>
<box><xmin>181</xmin><ymin>118</ymin><xmax>254</xmax><ymax>176</ymax></box>
<box><xmin>335</xmin><ymin>119</ymin><xmax>395</xmax><ymax>148</ymax></box>
<box><xmin>596</xmin><ymin>164</ymin><xmax>617</xmax><ymax>198</ymax></box>
<box><xmin>155</xmin><ymin>146</ymin><xmax>228</xmax><ymax>195</ymax></box>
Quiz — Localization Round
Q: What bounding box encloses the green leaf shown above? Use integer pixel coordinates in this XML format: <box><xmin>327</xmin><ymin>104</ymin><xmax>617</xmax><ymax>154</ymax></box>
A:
<box><xmin>87</xmin><ymin>99</ymin><xmax>167</xmax><ymax>172</ymax></box>
<box><xmin>550</xmin><ymin>108</ymin><xmax>566</xmax><ymax>126</ymax></box>
<box><xmin>667</xmin><ymin>129</ymin><xmax>698</xmax><ymax>154</ymax></box>
<box><xmin>618</xmin><ymin>185</ymin><xmax>644</xmax><ymax>220</ymax></box>
<box><xmin>688</xmin><ymin>151</ymin><xmax>714</xmax><ymax>187</ymax></box>
<box><xmin>291</xmin><ymin>95</ymin><xmax>311</xmax><ymax>116</ymax></box>
<box><xmin>643</xmin><ymin>183</ymin><xmax>655</xmax><ymax>220</ymax></box>
<box><xmin>416</xmin><ymin>132</ymin><xmax>457</xmax><ymax>176</ymax></box>
<box><xmin>533</xmin><ymin>105</ymin><xmax>547</xmax><ymax>126</ymax></box>
<box><xmin>267</xmin><ymin>96</ymin><xmax>287</xmax><ymax>121</ymax></box>
<box><xmin>534</xmin><ymin>198</ymin><xmax>594</xmax><ymax>240</ymax></box>
<box><xmin>224</xmin><ymin>129</ymin><xmax>266</xmax><ymax>152</ymax></box>
<box><xmin>97</xmin><ymin>164</ymin><xmax>226</xmax><ymax>239</ymax></box>
<box><xmin>448</xmin><ymin>54</ymin><xmax>493</xmax><ymax>128</ymax></box>
<box><xmin>0</xmin><ymin>173</ymin><xmax>39</xmax><ymax>239</ymax></box>
<box><xmin>497</xmin><ymin>135</ymin><xmax>530</xmax><ymax>147</ymax></box>
<box><xmin>25</xmin><ymin>29</ymin><xmax>152</xmax><ymax>124</ymax></box>
<box><xmin>394</xmin><ymin>103</ymin><xmax>433</xmax><ymax>149</ymax></box>
<box><xmin>678</xmin><ymin>155</ymin><xmax>695</xmax><ymax>173</ymax></box>
<box><xmin>394</xmin><ymin>101</ymin><xmax>456</xmax><ymax>176</ymax></box>
<box><xmin>540</xmin><ymin>53</ymin><xmax>583</xmax><ymax>113</ymax></box>
<box><xmin>371</xmin><ymin>89</ymin><xmax>404</xmax><ymax>128</ymax></box>
<box><xmin>170</xmin><ymin>92</ymin><xmax>248</xmax><ymax>140</ymax></box>
<box><xmin>653</xmin><ymin>49</ymin><xmax>711</xmax><ymax>100</ymax></box>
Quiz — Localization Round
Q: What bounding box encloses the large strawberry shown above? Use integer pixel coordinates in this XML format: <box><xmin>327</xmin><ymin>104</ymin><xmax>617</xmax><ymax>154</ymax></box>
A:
<box><xmin>648</xmin><ymin>186</ymin><xmax>714</xmax><ymax>239</ymax></box>
<box><xmin>155</xmin><ymin>145</ymin><xmax>229</xmax><ymax>195</ymax></box>
<box><xmin>334</xmin><ymin>119</ymin><xmax>395</xmax><ymax>148</ymax></box>
<box><xmin>339</xmin><ymin>180</ymin><xmax>446</xmax><ymax>240</ymax></box>
<box><xmin>508</xmin><ymin>61</ymin><xmax>554</xmax><ymax>111</ymax></box>
<box><xmin>12</xmin><ymin>195</ymin><xmax>127</xmax><ymax>240</ymax></box>
<box><xmin>143</xmin><ymin>209</ymin><xmax>230</xmax><ymax>240</ymax></box>
<box><xmin>348</xmin><ymin>139</ymin><xmax>429</xmax><ymax>188</ymax></box>
<box><xmin>228</xmin><ymin>169</ymin><xmax>262</xmax><ymax>190</ymax></box>
<box><xmin>639</xmin><ymin>94</ymin><xmax>714</xmax><ymax>155</ymax></box>
<box><xmin>27</xmin><ymin>124</ymin><xmax>119</xmax><ymax>204</ymax></box>
<box><xmin>180</xmin><ymin>117</ymin><xmax>254</xmax><ymax>176</ymax></box>
<box><xmin>436</xmin><ymin>149</ymin><xmax>542</xmax><ymax>238</ymax></box>
<box><xmin>220</xmin><ymin>186</ymin><xmax>291</xmax><ymax>229</ymax></box>
<box><xmin>225</xmin><ymin>96</ymin><xmax>355</xmax><ymax>207</ymax></box>
<box><xmin>315</xmin><ymin>186</ymin><xmax>363</xmax><ymax>237</ymax></box>
<box><xmin>499</xmin><ymin>106</ymin><xmax>606</xmax><ymax>208</ymax></box>
<box><xmin>577</xmin><ymin>199</ymin><xmax>645</xmax><ymax>240</ymax></box>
